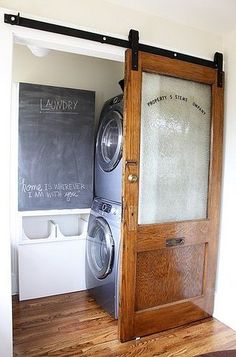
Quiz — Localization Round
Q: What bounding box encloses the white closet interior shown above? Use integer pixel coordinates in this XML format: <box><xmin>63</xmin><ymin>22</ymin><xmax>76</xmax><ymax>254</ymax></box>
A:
<box><xmin>11</xmin><ymin>43</ymin><xmax>124</xmax><ymax>299</ymax></box>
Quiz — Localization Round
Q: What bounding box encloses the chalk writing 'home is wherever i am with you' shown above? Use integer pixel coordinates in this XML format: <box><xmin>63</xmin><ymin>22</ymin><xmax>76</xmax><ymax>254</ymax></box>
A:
<box><xmin>19</xmin><ymin>178</ymin><xmax>86</xmax><ymax>202</ymax></box>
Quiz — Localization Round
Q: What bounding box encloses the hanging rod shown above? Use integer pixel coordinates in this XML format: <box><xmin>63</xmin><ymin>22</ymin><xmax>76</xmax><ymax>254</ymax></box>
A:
<box><xmin>4</xmin><ymin>12</ymin><xmax>223</xmax><ymax>86</ymax></box>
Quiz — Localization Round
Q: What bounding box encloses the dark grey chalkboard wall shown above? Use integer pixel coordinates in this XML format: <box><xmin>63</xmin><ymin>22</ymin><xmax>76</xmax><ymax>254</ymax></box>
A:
<box><xmin>18</xmin><ymin>83</ymin><xmax>95</xmax><ymax>211</ymax></box>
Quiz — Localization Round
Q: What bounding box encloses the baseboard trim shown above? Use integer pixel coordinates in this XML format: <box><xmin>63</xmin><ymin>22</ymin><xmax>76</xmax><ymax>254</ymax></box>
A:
<box><xmin>11</xmin><ymin>272</ymin><xmax>18</xmax><ymax>295</ymax></box>
<box><xmin>213</xmin><ymin>291</ymin><xmax>236</xmax><ymax>331</ymax></box>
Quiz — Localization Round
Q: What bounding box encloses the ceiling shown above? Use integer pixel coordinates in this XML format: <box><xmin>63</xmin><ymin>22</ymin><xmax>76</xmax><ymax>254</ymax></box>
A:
<box><xmin>105</xmin><ymin>0</ymin><xmax>236</xmax><ymax>35</ymax></box>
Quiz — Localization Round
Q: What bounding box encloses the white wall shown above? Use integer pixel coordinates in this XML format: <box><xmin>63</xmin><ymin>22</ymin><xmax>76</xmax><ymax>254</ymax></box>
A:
<box><xmin>214</xmin><ymin>30</ymin><xmax>236</xmax><ymax>330</ymax></box>
<box><xmin>0</xmin><ymin>2</ymin><xmax>225</xmax><ymax>356</ymax></box>
<box><xmin>0</xmin><ymin>17</ymin><xmax>13</xmax><ymax>357</ymax></box>
<box><xmin>1</xmin><ymin>0</ymin><xmax>222</xmax><ymax>58</ymax></box>
<box><xmin>13</xmin><ymin>44</ymin><xmax>124</xmax><ymax>120</ymax></box>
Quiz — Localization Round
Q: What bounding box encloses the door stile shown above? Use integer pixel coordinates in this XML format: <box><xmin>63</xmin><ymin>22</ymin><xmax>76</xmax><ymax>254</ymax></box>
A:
<box><xmin>204</xmin><ymin>80</ymin><xmax>224</xmax><ymax>313</ymax></box>
<box><xmin>118</xmin><ymin>49</ymin><xmax>142</xmax><ymax>342</ymax></box>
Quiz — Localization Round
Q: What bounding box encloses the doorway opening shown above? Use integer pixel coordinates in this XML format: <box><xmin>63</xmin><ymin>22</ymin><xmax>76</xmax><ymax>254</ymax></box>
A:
<box><xmin>11</xmin><ymin>31</ymin><xmax>125</xmax><ymax>355</ymax></box>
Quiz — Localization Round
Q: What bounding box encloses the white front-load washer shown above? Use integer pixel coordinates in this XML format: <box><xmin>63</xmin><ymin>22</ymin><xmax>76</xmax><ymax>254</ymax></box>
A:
<box><xmin>85</xmin><ymin>197</ymin><xmax>121</xmax><ymax>318</ymax></box>
<box><xmin>95</xmin><ymin>94</ymin><xmax>123</xmax><ymax>203</ymax></box>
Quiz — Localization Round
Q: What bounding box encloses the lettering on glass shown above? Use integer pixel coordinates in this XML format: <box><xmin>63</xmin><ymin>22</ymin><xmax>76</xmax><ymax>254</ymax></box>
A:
<box><xmin>147</xmin><ymin>94</ymin><xmax>206</xmax><ymax>116</ymax></box>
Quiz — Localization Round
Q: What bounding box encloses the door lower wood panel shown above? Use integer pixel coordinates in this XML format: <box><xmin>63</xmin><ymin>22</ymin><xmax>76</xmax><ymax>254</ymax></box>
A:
<box><xmin>135</xmin><ymin>244</ymin><xmax>205</xmax><ymax>310</ymax></box>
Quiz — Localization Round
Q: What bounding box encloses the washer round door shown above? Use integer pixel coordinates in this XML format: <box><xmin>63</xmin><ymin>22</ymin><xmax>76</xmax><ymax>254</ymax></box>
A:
<box><xmin>96</xmin><ymin>110</ymin><xmax>123</xmax><ymax>172</ymax></box>
<box><xmin>87</xmin><ymin>217</ymin><xmax>114</xmax><ymax>280</ymax></box>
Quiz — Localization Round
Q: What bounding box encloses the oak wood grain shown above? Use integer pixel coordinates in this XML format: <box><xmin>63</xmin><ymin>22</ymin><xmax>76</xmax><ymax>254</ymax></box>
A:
<box><xmin>135</xmin><ymin>244</ymin><xmax>205</xmax><ymax>310</ymax></box>
<box><xmin>141</xmin><ymin>52</ymin><xmax>217</xmax><ymax>85</ymax></box>
<box><xmin>119</xmin><ymin>50</ymin><xmax>224</xmax><ymax>341</ymax></box>
<box><xmin>137</xmin><ymin>220</ymin><xmax>209</xmax><ymax>251</ymax></box>
<box><xmin>118</xmin><ymin>49</ymin><xmax>142</xmax><ymax>341</ymax></box>
<box><xmin>13</xmin><ymin>292</ymin><xmax>236</xmax><ymax>357</ymax></box>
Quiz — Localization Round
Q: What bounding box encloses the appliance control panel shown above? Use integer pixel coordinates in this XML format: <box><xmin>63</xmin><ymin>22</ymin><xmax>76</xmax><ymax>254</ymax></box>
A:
<box><xmin>100</xmin><ymin>202</ymin><xmax>112</xmax><ymax>213</ymax></box>
<box><xmin>94</xmin><ymin>199</ymin><xmax>121</xmax><ymax>219</ymax></box>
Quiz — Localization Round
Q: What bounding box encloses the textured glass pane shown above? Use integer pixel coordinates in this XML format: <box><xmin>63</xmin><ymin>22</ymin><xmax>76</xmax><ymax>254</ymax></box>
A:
<box><xmin>138</xmin><ymin>73</ymin><xmax>211</xmax><ymax>224</ymax></box>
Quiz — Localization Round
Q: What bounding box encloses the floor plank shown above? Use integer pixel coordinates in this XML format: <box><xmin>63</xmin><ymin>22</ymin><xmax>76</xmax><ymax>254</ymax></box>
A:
<box><xmin>13</xmin><ymin>291</ymin><xmax>236</xmax><ymax>356</ymax></box>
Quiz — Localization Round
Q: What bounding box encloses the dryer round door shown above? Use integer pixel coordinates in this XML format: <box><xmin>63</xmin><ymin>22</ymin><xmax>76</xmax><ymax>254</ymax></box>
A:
<box><xmin>87</xmin><ymin>217</ymin><xmax>114</xmax><ymax>279</ymax></box>
<box><xmin>96</xmin><ymin>110</ymin><xmax>123</xmax><ymax>172</ymax></box>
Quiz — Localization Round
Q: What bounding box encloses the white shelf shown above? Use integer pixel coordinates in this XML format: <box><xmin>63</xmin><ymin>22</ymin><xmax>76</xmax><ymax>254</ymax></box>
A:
<box><xmin>19</xmin><ymin>232</ymin><xmax>87</xmax><ymax>245</ymax></box>
<box><xmin>19</xmin><ymin>208</ymin><xmax>90</xmax><ymax>217</ymax></box>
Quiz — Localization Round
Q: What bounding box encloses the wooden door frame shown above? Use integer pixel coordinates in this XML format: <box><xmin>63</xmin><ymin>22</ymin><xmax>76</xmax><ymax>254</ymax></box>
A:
<box><xmin>119</xmin><ymin>49</ymin><xmax>224</xmax><ymax>342</ymax></box>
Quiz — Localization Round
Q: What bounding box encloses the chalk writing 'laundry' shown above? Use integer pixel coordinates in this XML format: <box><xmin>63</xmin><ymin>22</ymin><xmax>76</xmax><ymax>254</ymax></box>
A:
<box><xmin>40</xmin><ymin>98</ymin><xmax>79</xmax><ymax>112</ymax></box>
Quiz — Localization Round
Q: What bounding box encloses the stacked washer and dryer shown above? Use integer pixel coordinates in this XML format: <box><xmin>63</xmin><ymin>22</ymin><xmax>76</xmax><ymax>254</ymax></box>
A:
<box><xmin>85</xmin><ymin>90</ymin><xmax>123</xmax><ymax>319</ymax></box>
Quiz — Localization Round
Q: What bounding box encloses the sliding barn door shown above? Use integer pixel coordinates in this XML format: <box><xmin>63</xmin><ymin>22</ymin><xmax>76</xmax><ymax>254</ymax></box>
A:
<box><xmin>119</xmin><ymin>50</ymin><xmax>224</xmax><ymax>341</ymax></box>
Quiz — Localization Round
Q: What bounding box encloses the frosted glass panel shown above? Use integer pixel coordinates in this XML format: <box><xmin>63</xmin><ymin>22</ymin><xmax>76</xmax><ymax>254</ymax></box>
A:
<box><xmin>138</xmin><ymin>73</ymin><xmax>211</xmax><ymax>224</ymax></box>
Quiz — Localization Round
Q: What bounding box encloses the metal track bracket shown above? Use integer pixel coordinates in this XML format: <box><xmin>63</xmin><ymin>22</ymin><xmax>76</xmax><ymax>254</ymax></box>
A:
<box><xmin>214</xmin><ymin>52</ymin><xmax>224</xmax><ymax>88</ymax></box>
<box><xmin>4</xmin><ymin>12</ymin><xmax>20</xmax><ymax>25</ymax></box>
<box><xmin>128</xmin><ymin>29</ymin><xmax>139</xmax><ymax>71</ymax></box>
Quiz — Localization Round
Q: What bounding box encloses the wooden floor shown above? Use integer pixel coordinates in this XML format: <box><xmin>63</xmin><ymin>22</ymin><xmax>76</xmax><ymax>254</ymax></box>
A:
<box><xmin>13</xmin><ymin>291</ymin><xmax>236</xmax><ymax>357</ymax></box>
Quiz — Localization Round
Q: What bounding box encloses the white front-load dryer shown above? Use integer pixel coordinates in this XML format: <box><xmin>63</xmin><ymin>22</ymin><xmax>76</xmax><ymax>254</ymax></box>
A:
<box><xmin>85</xmin><ymin>197</ymin><xmax>121</xmax><ymax>319</ymax></box>
<box><xmin>95</xmin><ymin>94</ymin><xmax>123</xmax><ymax>203</ymax></box>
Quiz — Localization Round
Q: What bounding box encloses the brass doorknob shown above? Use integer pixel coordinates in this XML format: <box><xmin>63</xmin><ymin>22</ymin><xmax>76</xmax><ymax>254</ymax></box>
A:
<box><xmin>128</xmin><ymin>174</ymin><xmax>138</xmax><ymax>183</ymax></box>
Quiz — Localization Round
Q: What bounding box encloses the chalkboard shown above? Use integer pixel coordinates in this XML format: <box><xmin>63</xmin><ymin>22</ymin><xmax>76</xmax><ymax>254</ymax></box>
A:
<box><xmin>18</xmin><ymin>83</ymin><xmax>95</xmax><ymax>211</ymax></box>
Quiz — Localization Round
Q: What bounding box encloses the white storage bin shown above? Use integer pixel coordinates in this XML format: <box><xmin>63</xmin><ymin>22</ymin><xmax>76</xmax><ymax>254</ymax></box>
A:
<box><xmin>18</xmin><ymin>210</ymin><xmax>89</xmax><ymax>300</ymax></box>
<box><xmin>18</xmin><ymin>239</ymin><xmax>86</xmax><ymax>300</ymax></box>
